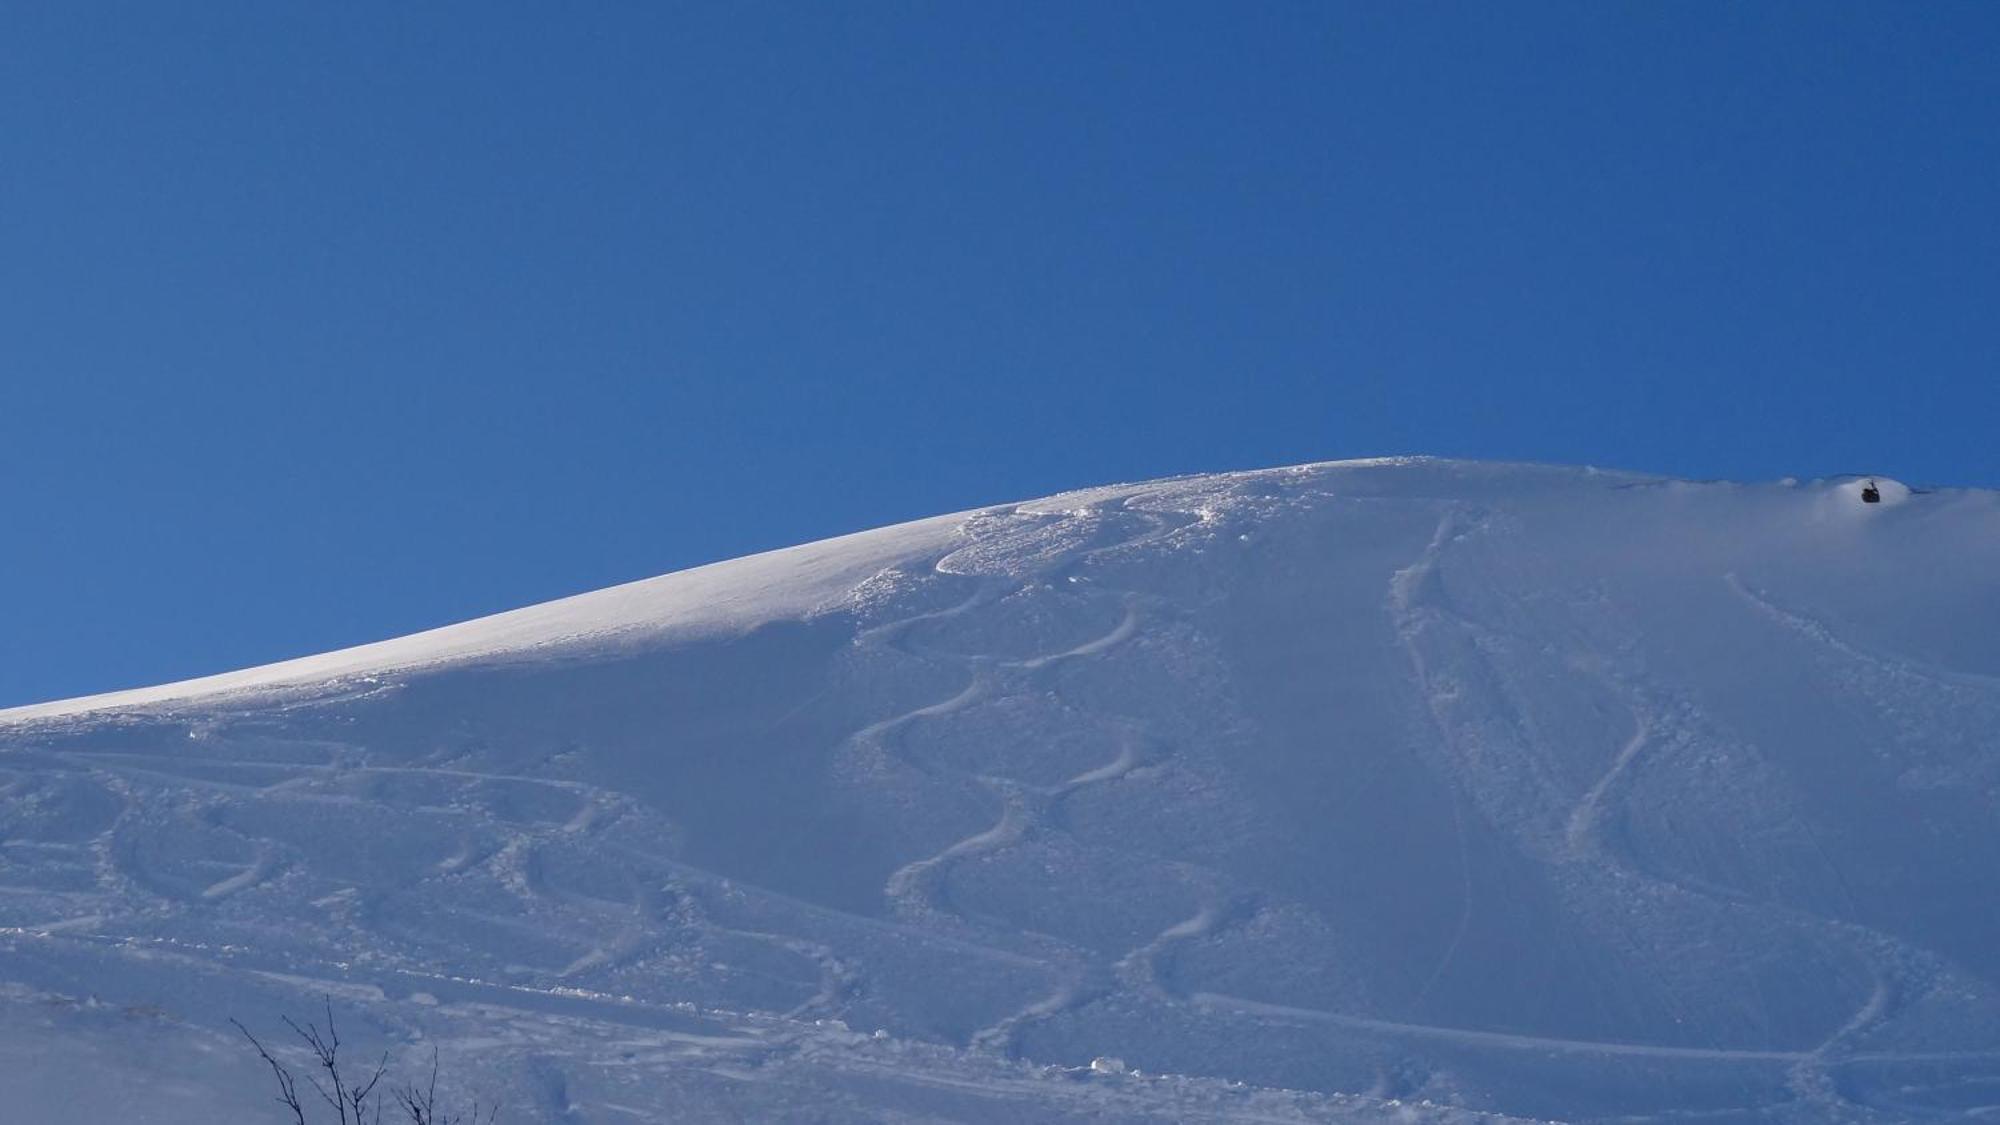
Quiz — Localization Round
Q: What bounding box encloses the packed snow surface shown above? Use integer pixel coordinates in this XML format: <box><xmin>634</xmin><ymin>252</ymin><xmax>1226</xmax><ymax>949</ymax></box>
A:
<box><xmin>3</xmin><ymin>458</ymin><xmax>1998</xmax><ymax>1123</ymax></box>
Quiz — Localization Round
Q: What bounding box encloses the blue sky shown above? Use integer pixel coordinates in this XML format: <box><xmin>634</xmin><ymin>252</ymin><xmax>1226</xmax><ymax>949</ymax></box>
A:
<box><xmin>4</xmin><ymin>3</ymin><xmax>1997</xmax><ymax>707</ymax></box>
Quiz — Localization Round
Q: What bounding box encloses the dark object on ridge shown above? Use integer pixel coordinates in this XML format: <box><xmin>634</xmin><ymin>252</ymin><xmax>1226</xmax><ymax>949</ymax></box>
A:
<box><xmin>1862</xmin><ymin>481</ymin><xmax>1881</xmax><ymax>504</ymax></box>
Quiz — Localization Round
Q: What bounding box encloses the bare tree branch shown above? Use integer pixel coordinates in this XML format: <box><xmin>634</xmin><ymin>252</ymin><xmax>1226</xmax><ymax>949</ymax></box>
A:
<box><xmin>238</xmin><ymin>1005</ymin><xmax>493</xmax><ymax>1125</ymax></box>
<box><xmin>394</xmin><ymin>1047</ymin><xmax>442</xmax><ymax>1124</ymax></box>
<box><xmin>349</xmin><ymin>1050</ymin><xmax>390</xmax><ymax>1123</ymax></box>
<box><xmin>232</xmin><ymin>1018</ymin><xmax>307</xmax><ymax>1125</ymax></box>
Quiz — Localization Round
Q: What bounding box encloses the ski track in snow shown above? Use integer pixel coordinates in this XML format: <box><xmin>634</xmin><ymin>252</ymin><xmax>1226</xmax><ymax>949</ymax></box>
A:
<box><xmin>1584</xmin><ymin>672</ymin><xmax>1919</xmax><ymax>1113</ymax></box>
<box><xmin>1</xmin><ymin>489</ymin><xmax>1371</xmax><ymax>1116</ymax></box>
<box><xmin>33</xmin><ymin>481</ymin><xmax>1945</xmax><ymax>1114</ymax></box>
<box><xmin>1727</xmin><ymin>574</ymin><xmax>2000</xmax><ymax>697</ymax></box>
<box><xmin>10</xmin><ymin>499</ymin><xmax>1205</xmax><ymax>1072</ymax></box>
<box><xmin>857</xmin><ymin>498</ymin><xmax>1207</xmax><ymax>1052</ymax></box>
<box><xmin>1375</xmin><ymin>505</ymin><xmax>1966</xmax><ymax>1118</ymax></box>
<box><xmin>868</xmin><ymin>504</ymin><xmax>1173</xmax><ymax>919</ymax></box>
<box><xmin>198</xmin><ymin>846</ymin><xmax>278</xmax><ymax>900</ymax></box>
<box><xmin>1564</xmin><ymin>706</ymin><xmax>1651</xmax><ymax>860</ymax></box>
<box><xmin>1187</xmin><ymin>991</ymin><xmax>1999</xmax><ymax>1069</ymax></box>
<box><xmin>1388</xmin><ymin>506</ymin><xmax>1485</xmax><ymax>1010</ymax></box>
<box><xmin>1114</xmin><ymin>899</ymin><xmax>1237</xmax><ymax>1004</ymax></box>
<box><xmin>24</xmin><ymin>735</ymin><xmax>873</xmax><ymax>1023</ymax></box>
<box><xmin>1716</xmin><ymin>574</ymin><xmax>2000</xmax><ymax>1107</ymax></box>
<box><xmin>5</xmin><ymin>462</ymin><xmax>1999</xmax><ymax>1121</ymax></box>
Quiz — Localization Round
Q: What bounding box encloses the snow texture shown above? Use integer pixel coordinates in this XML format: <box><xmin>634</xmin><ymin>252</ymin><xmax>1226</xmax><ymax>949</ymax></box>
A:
<box><xmin>2</xmin><ymin>458</ymin><xmax>1997</xmax><ymax>1123</ymax></box>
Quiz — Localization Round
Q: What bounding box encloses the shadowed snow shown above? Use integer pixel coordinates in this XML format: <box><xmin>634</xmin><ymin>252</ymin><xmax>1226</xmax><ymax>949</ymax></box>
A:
<box><xmin>3</xmin><ymin>457</ymin><xmax>1998</xmax><ymax>1123</ymax></box>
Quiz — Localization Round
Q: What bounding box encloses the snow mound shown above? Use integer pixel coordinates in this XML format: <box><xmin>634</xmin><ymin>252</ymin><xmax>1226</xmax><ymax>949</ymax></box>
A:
<box><xmin>3</xmin><ymin>457</ymin><xmax>1998</xmax><ymax>1123</ymax></box>
<box><xmin>1836</xmin><ymin>475</ymin><xmax>1914</xmax><ymax>508</ymax></box>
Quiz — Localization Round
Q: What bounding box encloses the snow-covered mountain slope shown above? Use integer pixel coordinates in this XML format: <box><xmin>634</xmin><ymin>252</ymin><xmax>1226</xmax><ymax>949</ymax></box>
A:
<box><xmin>4</xmin><ymin>458</ymin><xmax>1998</xmax><ymax>1123</ymax></box>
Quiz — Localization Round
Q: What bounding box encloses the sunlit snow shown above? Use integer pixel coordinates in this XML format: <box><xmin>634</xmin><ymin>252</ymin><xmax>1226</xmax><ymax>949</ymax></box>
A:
<box><xmin>3</xmin><ymin>458</ymin><xmax>1997</xmax><ymax>1122</ymax></box>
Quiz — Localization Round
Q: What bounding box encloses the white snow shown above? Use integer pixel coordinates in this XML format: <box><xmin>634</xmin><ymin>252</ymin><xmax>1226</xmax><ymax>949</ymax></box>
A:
<box><xmin>0</xmin><ymin>510</ymin><xmax>972</xmax><ymax>723</ymax></box>
<box><xmin>2</xmin><ymin>456</ymin><xmax>1998</xmax><ymax>1123</ymax></box>
<box><xmin>1836</xmin><ymin>475</ymin><xmax>1914</xmax><ymax>508</ymax></box>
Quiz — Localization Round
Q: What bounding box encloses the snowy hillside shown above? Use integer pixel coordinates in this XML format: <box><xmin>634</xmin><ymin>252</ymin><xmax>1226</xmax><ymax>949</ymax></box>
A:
<box><xmin>4</xmin><ymin>458</ymin><xmax>1999</xmax><ymax>1123</ymax></box>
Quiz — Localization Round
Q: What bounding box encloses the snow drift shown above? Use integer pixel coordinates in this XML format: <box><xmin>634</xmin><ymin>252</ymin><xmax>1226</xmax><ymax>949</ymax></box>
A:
<box><xmin>2</xmin><ymin>458</ymin><xmax>1997</xmax><ymax>1122</ymax></box>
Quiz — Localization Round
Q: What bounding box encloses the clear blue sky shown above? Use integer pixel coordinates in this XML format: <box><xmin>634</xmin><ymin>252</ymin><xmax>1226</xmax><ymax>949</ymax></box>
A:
<box><xmin>4</xmin><ymin>3</ymin><xmax>1996</xmax><ymax>708</ymax></box>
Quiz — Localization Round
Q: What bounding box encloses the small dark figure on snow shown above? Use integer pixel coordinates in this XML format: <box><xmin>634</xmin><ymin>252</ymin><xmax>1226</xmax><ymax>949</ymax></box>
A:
<box><xmin>1861</xmin><ymin>480</ymin><xmax>1881</xmax><ymax>504</ymax></box>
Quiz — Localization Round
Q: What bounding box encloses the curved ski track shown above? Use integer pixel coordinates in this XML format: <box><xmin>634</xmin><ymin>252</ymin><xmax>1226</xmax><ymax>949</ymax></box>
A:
<box><xmin>855</xmin><ymin>498</ymin><xmax>1198</xmax><ymax>1052</ymax></box>
<box><xmin>1375</xmin><ymin>504</ymin><xmax>1988</xmax><ymax>1117</ymax></box>
<box><xmin>7</xmin><ymin>475</ymin><xmax>1999</xmax><ymax>1122</ymax></box>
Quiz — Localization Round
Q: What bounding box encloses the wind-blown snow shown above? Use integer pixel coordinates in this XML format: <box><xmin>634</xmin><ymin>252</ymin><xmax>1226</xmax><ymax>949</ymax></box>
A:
<box><xmin>1</xmin><ymin>510</ymin><xmax>971</xmax><ymax>723</ymax></box>
<box><xmin>2</xmin><ymin>457</ymin><xmax>1997</xmax><ymax>1123</ymax></box>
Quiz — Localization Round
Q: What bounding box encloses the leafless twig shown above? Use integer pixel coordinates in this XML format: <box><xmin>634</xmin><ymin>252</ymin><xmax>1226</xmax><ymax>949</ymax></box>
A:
<box><xmin>236</xmin><ymin>1002</ymin><xmax>495</xmax><ymax>1124</ymax></box>
<box><xmin>394</xmin><ymin>1047</ymin><xmax>500</xmax><ymax>1124</ymax></box>
<box><xmin>232</xmin><ymin>1017</ymin><xmax>308</xmax><ymax>1125</ymax></box>
<box><xmin>237</xmin><ymin>997</ymin><xmax>392</xmax><ymax>1125</ymax></box>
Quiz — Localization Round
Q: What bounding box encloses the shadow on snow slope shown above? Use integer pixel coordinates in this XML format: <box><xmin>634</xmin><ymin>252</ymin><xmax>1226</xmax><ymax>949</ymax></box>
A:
<box><xmin>4</xmin><ymin>458</ymin><xmax>2000</xmax><ymax>1122</ymax></box>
